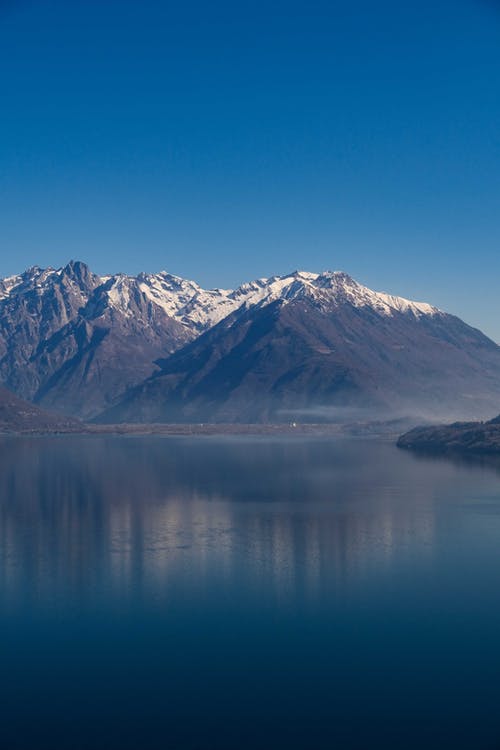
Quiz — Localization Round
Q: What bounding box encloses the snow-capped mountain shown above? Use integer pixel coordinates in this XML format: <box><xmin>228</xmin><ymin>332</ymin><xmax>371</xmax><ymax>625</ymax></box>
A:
<box><xmin>104</xmin><ymin>271</ymin><xmax>238</xmax><ymax>332</ymax></box>
<box><xmin>224</xmin><ymin>269</ymin><xmax>438</xmax><ymax>317</ymax></box>
<box><xmin>0</xmin><ymin>260</ymin><xmax>498</xmax><ymax>421</ymax></box>
<box><xmin>101</xmin><ymin>276</ymin><xmax>500</xmax><ymax>424</ymax></box>
<box><xmin>86</xmin><ymin>267</ymin><xmax>440</xmax><ymax>333</ymax></box>
<box><xmin>0</xmin><ymin>261</ymin><xmax>192</xmax><ymax>418</ymax></box>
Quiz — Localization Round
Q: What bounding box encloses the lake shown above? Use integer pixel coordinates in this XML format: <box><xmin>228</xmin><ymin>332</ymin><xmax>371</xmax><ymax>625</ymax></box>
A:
<box><xmin>1</xmin><ymin>435</ymin><xmax>500</xmax><ymax>749</ymax></box>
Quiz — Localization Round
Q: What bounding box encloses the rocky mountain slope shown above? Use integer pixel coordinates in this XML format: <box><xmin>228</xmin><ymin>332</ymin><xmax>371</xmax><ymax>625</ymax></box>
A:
<box><xmin>0</xmin><ymin>385</ymin><xmax>80</xmax><ymax>432</ymax></box>
<box><xmin>99</xmin><ymin>271</ymin><xmax>500</xmax><ymax>424</ymax></box>
<box><xmin>0</xmin><ymin>261</ymin><xmax>310</xmax><ymax>418</ymax></box>
<box><xmin>0</xmin><ymin>261</ymin><xmax>218</xmax><ymax>418</ymax></box>
<box><xmin>1</xmin><ymin>262</ymin><xmax>500</xmax><ymax>423</ymax></box>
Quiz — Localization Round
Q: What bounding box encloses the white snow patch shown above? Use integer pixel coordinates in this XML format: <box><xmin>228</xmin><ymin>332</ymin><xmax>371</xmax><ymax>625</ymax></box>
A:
<box><xmin>0</xmin><ymin>265</ymin><xmax>441</xmax><ymax>331</ymax></box>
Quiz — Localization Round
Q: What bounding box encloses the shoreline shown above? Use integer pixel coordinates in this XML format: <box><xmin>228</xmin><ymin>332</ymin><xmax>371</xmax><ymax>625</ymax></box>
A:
<box><xmin>0</xmin><ymin>418</ymin><xmax>414</xmax><ymax>439</ymax></box>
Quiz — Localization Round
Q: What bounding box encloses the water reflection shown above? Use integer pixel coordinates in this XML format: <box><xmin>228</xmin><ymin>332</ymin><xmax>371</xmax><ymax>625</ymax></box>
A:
<box><xmin>3</xmin><ymin>436</ymin><xmax>500</xmax><ymax>749</ymax></box>
<box><xmin>2</xmin><ymin>434</ymin><xmax>494</xmax><ymax>611</ymax></box>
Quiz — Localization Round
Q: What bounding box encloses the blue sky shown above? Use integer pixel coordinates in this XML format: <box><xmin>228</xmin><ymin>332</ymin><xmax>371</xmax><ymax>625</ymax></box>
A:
<box><xmin>1</xmin><ymin>0</ymin><xmax>499</xmax><ymax>338</ymax></box>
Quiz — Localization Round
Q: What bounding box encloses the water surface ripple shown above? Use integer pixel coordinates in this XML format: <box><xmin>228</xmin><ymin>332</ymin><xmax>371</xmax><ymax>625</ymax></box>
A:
<box><xmin>1</xmin><ymin>436</ymin><xmax>500</xmax><ymax>749</ymax></box>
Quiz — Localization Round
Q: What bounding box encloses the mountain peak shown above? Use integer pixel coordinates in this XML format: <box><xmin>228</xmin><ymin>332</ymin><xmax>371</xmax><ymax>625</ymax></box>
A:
<box><xmin>288</xmin><ymin>270</ymin><xmax>320</xmax><ymax>281</ymax></box>
<box><xmin>62</xmin><ymin>259</ymin><xmax>89</xmax><ymax>274</ymax></box>
<box><xmin>0</xmin><ymin>262</ymin><xmax>440</xmax><ymax>324</ymax></box>
<box><xmin>0</xmin><ymin>259</ymin><xmax>497</xmax><ymax>423</ymax></box>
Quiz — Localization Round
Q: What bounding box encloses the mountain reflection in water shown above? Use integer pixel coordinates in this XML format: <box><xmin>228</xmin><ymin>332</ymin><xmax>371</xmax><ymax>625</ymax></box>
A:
<box><xmin>0</xmin><ymin>436</ymin><xmax>440</xmax><ymax>608</ymax></box>
<box><xmin>2</xmin><ymin>435</ymin><xmax>500</xmax><ymax>750</ymax></box>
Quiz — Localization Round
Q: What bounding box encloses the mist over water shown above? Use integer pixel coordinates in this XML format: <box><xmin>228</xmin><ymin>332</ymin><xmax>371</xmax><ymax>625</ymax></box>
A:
<box><xmin>2</xmin><ymin>436</ymin><xmax>500</xmax><ymax>748</ymax></box>
<box><xmin>277</xmin><ymin>398</ymin><xmax>499</xmax><ymax>425</ymax></box>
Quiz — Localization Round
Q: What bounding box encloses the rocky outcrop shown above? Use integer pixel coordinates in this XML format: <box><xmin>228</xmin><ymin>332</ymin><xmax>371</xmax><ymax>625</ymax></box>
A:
<box><xmin>397</xmin><ymin>417</ymin><xmax>500</xmax><ymax>454</ymax></box>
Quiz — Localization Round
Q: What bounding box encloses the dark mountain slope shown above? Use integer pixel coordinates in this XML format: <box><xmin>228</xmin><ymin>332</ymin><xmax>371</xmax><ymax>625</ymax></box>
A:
<box><xmin>99</xmin><ymin>291</ymin><xmax>500</xmax><ymax>424</ymax></box>
<box><xmin>0</xmin><ymin>386</ymin><xmax>80</xmax><ymax>432</ymax></box>
<box><xmin>30</xmin><ymin>280</ymin><xmax>191</xmax><ymax>419</ymax></box>
<box><xmin>0</xmin><ymin>262</ymin><xmax>193</xmax><ymax>418</ymax></box>
<box><xmin>2</xmin><ymin>264</ymin><xmax>499</xmax><ymax>423</ymax></box>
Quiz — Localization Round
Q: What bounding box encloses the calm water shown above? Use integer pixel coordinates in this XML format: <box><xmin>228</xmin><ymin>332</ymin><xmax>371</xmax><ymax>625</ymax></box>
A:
<box><xmin>2</xmin><ymin>435</ymin><xmax>500</xmax><ymax>749</ymax></box>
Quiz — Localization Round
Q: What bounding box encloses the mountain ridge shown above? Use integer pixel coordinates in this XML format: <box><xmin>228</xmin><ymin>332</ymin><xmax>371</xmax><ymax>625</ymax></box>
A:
<box><xmin>0</xmin><ymin>260</ymin><xmax>498</xmax><ymax>423</ymax></box>
<box><xmin>100</xmin><ymin>288</ymin><xmax>499</xmax><ymax>424</ymax></box>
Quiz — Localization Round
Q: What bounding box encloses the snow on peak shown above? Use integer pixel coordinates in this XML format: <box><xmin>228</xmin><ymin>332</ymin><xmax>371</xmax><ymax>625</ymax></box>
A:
<box><xmin>0</xmin><ymin>263</ymin><xmax>440</xmax><ymax>329</ymax></box>
<box><xmin>0</xmin><ymin>265</ymin><xmax>65</xmax><ymax>299</ymax></box>
<box><xmin>302</xmin><ymin>271</ymin><xmax>439</xmax><ymax>316</ymax></box>
<box><xmin>0</xmin><ymin>273</ymin><xmax>23</xmax><ymax>299</ymax></box>
<box><xmin>105</xmin><ymin>274</ymin><xmax>135</xmax><ymax>315</ymax></box>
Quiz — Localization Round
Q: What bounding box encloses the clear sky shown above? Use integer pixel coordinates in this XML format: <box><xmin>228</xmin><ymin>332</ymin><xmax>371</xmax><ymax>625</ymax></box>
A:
<box><xmin>1</xmin><ymin>0</ymin><xmax>499</xmax><ymax>338</ymax></box>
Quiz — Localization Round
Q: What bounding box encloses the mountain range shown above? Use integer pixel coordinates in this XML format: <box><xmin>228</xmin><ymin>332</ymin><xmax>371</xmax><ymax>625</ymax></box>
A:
<box><xmin>0</xmin><ymin>260</ymin><xmax>499</xmax><ymax>423</ymax></box>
